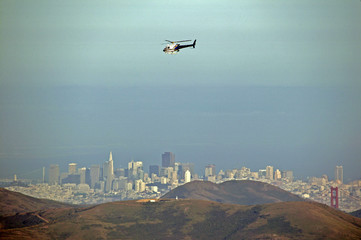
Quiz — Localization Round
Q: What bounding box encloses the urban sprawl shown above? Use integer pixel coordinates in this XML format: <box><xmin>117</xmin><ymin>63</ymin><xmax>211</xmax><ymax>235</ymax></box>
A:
<box><xmin>3</xmin><ymin>152</ymin><xmax>361</xmax><ymax>213</ymax></box>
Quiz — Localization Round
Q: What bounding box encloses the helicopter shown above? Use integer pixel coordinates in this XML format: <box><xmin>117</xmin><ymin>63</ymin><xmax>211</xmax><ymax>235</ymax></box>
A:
<box><xmin>163</xmin><ymin>39</ymin><xmax>196</xmax><ymax>54</ymax></box>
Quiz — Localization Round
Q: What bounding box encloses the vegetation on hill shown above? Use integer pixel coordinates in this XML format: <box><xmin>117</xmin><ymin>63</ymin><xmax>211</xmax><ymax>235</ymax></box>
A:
<box><xmin>1</xmin><ymin>198</ymin><xmax>361</xmax><ymax>239</ymax></box>
<box><xmin>1</xmin><ymin>186</ymin><xmax>361</xmax><ymax>239</ymax></box>
<box><xmin>161</xmin><ymin>180</ymin><xmax>304</xmax><ymax>204</ymax></box>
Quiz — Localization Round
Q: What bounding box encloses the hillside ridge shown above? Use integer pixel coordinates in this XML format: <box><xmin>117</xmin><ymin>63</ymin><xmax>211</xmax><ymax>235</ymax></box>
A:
<box><xmin>0</xmin><ymin>188</ymin><xmax>72</xmax><ymax>217</ymax></box>
<box><xmin>161</xmin><ymin>180</ymin><xmax>304</xmax><ymax>205</ymax></box>
<box><xmin>1</xmin><ymin>197</ymin><xmax>361</xmax><ymax>239</ymax></box>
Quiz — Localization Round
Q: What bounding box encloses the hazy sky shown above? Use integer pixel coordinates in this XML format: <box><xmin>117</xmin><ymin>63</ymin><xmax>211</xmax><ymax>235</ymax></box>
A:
<box><xmin>1</xmin><ymin>0</ymin><xmax>360</xmax><ymax>180</ymax></box>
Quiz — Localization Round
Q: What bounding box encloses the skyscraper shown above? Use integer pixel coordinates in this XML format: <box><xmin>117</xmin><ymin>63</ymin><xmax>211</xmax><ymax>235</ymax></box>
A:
<box><xmin>105</xmin><ymin>152</ymin><xmax>114</xmax><ymax>192</ymax></box>
<box><xmin>162</xmin><ymin>152</ymin><xmax>175</xmax><ymax>168</ymax></box>
<box><xmin>78</xmin><ymin>167</ymin><xmax>86</xmax><ymax>184</ymax></box>
<box><xmin>48</xmin><ymin>164</ymin><xmax>59</xmax><ymax>185</ymax></box>
<box><xmin>175</xmin><ymin>163</ymin><xmax>183</xmax><ymax>180</ymax></box>
<box><xmin>128</xmin><ymin>160</ymin><xmax>143</xmax><ymax>179</ymax></box>
<box><xmin>335</xmin><ymin>166</ymin><xmax>343</xmax><ymax>184</ymax></box>
<box><xmin>68</xmin><ymin>163</ymin><xmax>77</xmax><ymax>174</ymax></box>
<box><xmin>274</xmin><ymin>169</ymin><xmax>281</xmax><ymax>180</ymax></box>
<box><xmin>205</xmin><ymin>164</ymin><xmax>216</xmax><ymax>177</ymax></box>
<box><xmin>185</xmin><ymin>170</ymin><xmax>191</xmax><ymax>183</ymax></box>
<box><xmin>90</xmin><ymin>165</ymin><xmax>100</xmax><ymax>188</ymax></box>
<box><xmin>108</xmin><ymin>152</ymin><xmax>114</xmax><ymax>177</ymax></box>
<box><xmin>266</xmin><ymin>166</ymin><xmax>274</xmax><ymax>180</ymax></box>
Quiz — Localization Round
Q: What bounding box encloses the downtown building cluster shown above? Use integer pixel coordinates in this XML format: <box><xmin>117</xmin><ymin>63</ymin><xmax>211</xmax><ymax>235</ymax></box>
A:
<box><xmin>47</xmin><ymin>152</ymin><xmax>296</xmax><ymax>195</ymax></box>
<box><xmin>47</xmin><ymin>152</ymin><xmax>195</xmax><ymax>196</ymax></box>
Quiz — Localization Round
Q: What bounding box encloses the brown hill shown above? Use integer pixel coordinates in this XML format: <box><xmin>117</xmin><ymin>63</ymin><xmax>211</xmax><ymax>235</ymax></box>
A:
<box><xmin>161</xmin><ymin>180</ymin><xmax>304</xmax><ymax>204</ymax></box>
<box><xmin>0</xmin><ymin>188</ymin><xmax>72</xmax><ymax>217</ymax></box>
<box><xmin>1</xmin><ymin>199</ymin><xmax>361</xmax><ymax>239</ymax></box>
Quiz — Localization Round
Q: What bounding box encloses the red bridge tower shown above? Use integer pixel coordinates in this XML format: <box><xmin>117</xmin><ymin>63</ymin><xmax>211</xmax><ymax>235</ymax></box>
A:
<box><xmin>330</xmin><ymin>187</ymin><xmax>339</xmax><ymax>209</ymax></box>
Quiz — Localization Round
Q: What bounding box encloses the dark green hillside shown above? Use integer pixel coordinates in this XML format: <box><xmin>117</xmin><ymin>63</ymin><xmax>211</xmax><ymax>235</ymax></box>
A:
<box><xmin>161</xmin><ymin>180</ymin><xmax>304</xmax><ymax>205</ymax></box>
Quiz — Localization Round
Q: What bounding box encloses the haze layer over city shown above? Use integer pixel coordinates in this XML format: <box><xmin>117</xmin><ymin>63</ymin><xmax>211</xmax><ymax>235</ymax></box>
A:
<box><xmin>1</xmin><ymin>0</ymin><xmax>361</xmax><ymax>181</ymax></box>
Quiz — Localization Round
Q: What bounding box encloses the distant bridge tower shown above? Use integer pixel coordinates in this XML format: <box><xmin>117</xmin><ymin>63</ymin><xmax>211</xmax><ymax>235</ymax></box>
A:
<box><xmin>330</xmin><ymin>187</ymin><xmax>339</xmax><ymax>209</ymax></box>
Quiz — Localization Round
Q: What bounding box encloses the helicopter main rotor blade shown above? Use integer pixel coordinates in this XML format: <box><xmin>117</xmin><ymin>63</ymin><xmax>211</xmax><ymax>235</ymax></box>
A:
<box><xmin>164</xmin><ymin>40</ymin><xmax>192</xmax><ymax>43</ymax></box>
<box><xmin>174</xmin><ymin>40</ymin><xmax>192</xmax><ymax>43</ymax></box>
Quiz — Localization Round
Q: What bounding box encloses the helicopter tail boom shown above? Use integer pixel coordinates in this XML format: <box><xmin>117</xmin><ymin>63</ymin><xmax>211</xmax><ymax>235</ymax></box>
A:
<box><xmin>175</xmin><ymin>39</ymin><xmax>197</xmax><ymax>50</ymax></box>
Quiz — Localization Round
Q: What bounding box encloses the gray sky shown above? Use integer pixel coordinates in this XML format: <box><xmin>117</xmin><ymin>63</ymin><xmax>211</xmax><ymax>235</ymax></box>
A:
<box><xmin>1</xmin><ymin>0</ymin><xmax>360</xmax><ymax>180</ymax></box>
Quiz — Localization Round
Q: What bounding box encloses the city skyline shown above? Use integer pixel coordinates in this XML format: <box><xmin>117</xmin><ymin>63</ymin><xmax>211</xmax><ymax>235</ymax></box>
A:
<box><xmin>4</xmin><ymin>150</ymin><xmax>360</xmax><ymax>213</ymax></box>
<box><xmin>1</xmin><ymin>146</ymin><xmax>357</xmax><ymax>181</ymax></box>
<box><xmin>4</xmin><ymin>151</ymin><xmax>352</xmax><ymax>185</ymax></box>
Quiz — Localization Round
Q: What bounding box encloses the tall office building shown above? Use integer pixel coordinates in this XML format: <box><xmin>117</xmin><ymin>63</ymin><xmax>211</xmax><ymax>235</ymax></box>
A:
<box><xmin>169</xmin><ymin>170</ymin><xmax>178</xmax><ymax>181</ymax></box>
<box><xmin>48</xmin><ymin>164</ymin><xmax>60</xmax><ymax>185</ymax></box>
<box><xmin>108</xmin><ymin>152</ymin><xmax>114</xmax><ymax>177</ymax></box>
<box><xmin>85</xmin><ymin>168</ymin><xmax>91</xmax><ymax>186</ymax></box>
<box><xmin>174</xmin><ymin>163</ymin><xmax>183</xmax><ymax>180</ymax></box>
<box><xmin>274</xmin><ymin>169</ymin><xmax>282</xmax><ymax>180</ymax></box>
<box><xmin>335</xmin><ymin>166</ymin><xmax>343</xmax><ymax>184</ymax></box>
<box><xmin>160</xmin><ymin>167</ymin><xmax>173</xmax><ymax>178</ymax></box>
<box><xmin>205</xmin><ymin>164</ymin><xmax>216</xmax><ymax>177</ymax></box>
<box><xmin>266</xmin><ymin>166</ymin><xmax>274</xmax><ymax>180</ymax></box>
<box><xmin>90</xmin><ymin>165</ymin><xmax>100</xmax><ymax>188</ymax></box>
<box><xmin>128</xmin><ymin>160</ymin><xmax>143</xmax><ymax>179</ymax></box>
<box><xmin>68</xmin><ymin>163</ymin><xmax>77</xmax><ymax>174</ymax></box>
<box><xmin>78</xmin><ymin>167</ymin><xmax>87</xmax><ymax>184</ymax></box>
<box><xmin>185</xmin><ymin>170</ymin><xmax>191</xmax><ymax>183</ymax></box>
<box><xmin>162</xmin><ymin>152</ymin><xmax>175</xmax><ymax>168</ymax></box>
<box><xmin>134</xmin><ymin>179</ymin><xmax>146</xmax><ymax>192</ymax></box>
<box><xmin>105</xmin><ymin>152</ymin><xmax>114</xmax><ymax>192</ymax></box>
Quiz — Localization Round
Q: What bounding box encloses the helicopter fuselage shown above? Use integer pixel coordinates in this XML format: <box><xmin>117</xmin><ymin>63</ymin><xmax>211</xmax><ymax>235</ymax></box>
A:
<box><xmin>163</xmin><ymin>43</ymin><xmax>180</xmax><ymax>53</ymax></box>
<box><xmin>163</xmin><ymin>40</ymin><xmax>196</xmax><ymax>54</ymax></box>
